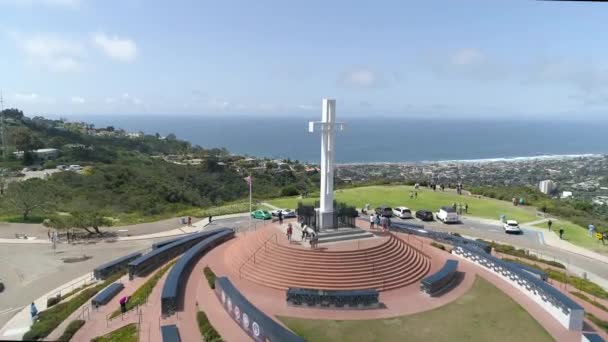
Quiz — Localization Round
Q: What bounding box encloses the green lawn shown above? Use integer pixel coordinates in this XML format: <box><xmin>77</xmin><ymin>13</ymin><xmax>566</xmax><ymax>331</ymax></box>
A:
<box><xmin>91</xmin><ymin>323</ymin><xmax>138</xmax><ymax>342</ymax></box>
<box><xmin>268</xmin><ymin>185</ymin><xmax>539</xmax><ymax>223</ymax></box>
<box><xmin>278</xmin><ymin>276</ymin><xmax>553</xmax><ymax>342</ymax></box>
<box><xmin>533</xmin><ymin>220</ymin><xmax>608</xmax><ymax>254</ymax></box>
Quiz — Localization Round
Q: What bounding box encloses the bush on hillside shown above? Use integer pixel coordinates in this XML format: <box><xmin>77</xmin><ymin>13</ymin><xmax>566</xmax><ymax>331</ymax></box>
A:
<box><xmin>47</xmin><ymin>295</ymin><xmax>61</xmax><ymax>308</ymax></box>
<box><xmin>281</xmin><ymin>185</ymin><xmax>299</xmax><ymax>197</ymax></box>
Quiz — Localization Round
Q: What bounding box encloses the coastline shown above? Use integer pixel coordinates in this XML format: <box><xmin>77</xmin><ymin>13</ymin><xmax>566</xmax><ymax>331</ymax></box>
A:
<box><xmin>336</xmin><ymin>153</ymin><xmax>605</xmax><ymax>167</ymax></box>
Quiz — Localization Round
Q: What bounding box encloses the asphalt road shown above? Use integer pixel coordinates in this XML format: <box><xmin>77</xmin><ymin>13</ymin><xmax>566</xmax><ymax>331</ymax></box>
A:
<box><xmin>390</xmin><ymin>215</ymin><xmax>608</xmax><ymax>283</ymax></box>
<box><xmin>0</xmin><ymin>217</ymin><xmax>250</xmax><ymax>329</ymax></box>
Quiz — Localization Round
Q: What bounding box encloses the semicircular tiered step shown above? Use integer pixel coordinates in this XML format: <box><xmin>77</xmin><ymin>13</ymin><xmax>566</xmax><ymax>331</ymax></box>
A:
<box><xmin>226</xmin><ymin>228</ymin><xmax>431</xmax><ymax>291</ymax></box>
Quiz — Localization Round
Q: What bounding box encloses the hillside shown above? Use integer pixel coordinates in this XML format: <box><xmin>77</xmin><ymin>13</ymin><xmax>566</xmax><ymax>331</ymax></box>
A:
<box><xmin>0</xmin><ymin>109</ymin><xmax>319</xmax><ymax>224</ymax></box>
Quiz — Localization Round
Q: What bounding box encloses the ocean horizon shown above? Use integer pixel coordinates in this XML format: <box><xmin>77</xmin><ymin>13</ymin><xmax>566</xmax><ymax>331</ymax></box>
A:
<box><xmin>60</xmin><ymin>115</ymin><xmax>608</xmax><ymax>164</ymax></box>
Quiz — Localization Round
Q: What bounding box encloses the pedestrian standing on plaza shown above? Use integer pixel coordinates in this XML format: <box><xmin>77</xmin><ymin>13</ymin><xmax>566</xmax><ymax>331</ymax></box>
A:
<box><xmin>375</xmin><ymin>214</ymin><xmax>381</xmax><ymax>227</ymax></box>
<box><xmin>187</xmin><ymin>216</ymin><xmax>192</xmax><ymax>227</ymax></box>
<box><xmin>278</xmin><ymin>210</ymin><xmax>284</xmax><ymax>225</ymax></box>
<box><xmin>47</xmin><ymin>229</ymin><xmax>51</xmax><ymax>241</ymax></box>
<box><xmin>209</xmin><ymin>215</ymin><xmax>212</xmax><ymax>223</ymax></box>
<box><xmin>548</xmin><ymin>219</ymin><xmax>552</xmax><ymax>231</ymax></box>
<box><xmin>559</xmin><ymin>228</ymin><xmax>564</xmax><ymax>240</ymax></box>
<box><xmin>370</xmin><ymin>214</ymin><xmax>375</xmax><ymax>229</ymax></box>
<box><xmin>286</xmin><ymin>224</ymin><xmax>293</xmax><ymax>242</ymax></box>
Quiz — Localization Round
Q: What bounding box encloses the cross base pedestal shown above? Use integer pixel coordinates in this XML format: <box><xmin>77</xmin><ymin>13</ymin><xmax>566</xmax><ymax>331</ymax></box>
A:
<box><xmin>316</xmin><ymin>209</ymin><xmax>335</xmax><ymax>230</ymax></box>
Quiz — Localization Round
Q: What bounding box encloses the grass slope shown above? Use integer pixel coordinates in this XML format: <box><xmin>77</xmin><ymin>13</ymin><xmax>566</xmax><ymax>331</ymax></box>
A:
<box><xmin>278</xmin><ymin>276</ymin><xmax>553</xmax><ymax>342</ymax></box>
<box><xmin>269</xmin><ymin>185</ymin><xmax>538</xmax><ymax>223</ymax></box>
<box><xmin>533</xmin><ymin>220</ymin><xmax>608</xmax><ymax>254</ymax></box>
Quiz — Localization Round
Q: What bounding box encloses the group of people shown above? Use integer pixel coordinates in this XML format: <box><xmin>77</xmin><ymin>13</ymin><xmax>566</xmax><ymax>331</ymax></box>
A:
<box><xmin>452</xmin><ymin>202</ymin><xmax>469</xmax><ymax>214</ymax></box>
<box><xmin>369</xmin><ymin>214</ymin><xmax>391</xmax><ymax>231</ymax></box>
<box><xmin>285</xmin><ymin>223</ymin><xmax>318</xmax><ymax>249</ymax></box>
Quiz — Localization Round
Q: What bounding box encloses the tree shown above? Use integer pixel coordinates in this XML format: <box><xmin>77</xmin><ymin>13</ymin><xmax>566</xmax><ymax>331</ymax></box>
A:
<box><xmin>2</xmin><ymin>179</ymin><xmax>56</xmax><ymax>220</ymax></box>
<box><xmin>71</xmin><ymin>211</ymin><xmax>112</xmax><ymax>235</ymax></box>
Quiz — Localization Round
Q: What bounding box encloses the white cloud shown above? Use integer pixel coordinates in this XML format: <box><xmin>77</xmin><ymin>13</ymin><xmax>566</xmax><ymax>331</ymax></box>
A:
<box><xmin>297</xmin><ymin>104</ymin><xmax>315</xmax><ymax>110</ymax></box>
<box><xmin>338</xmin><ymin>69</ymin><xmax>381</xmax><ymax>88</ymax></box>
<box><xmin>0</xmin><ymin>0</ymin><xmax>81</xmax><ymax>7</ymax></box>
<box><xmin>92</xmin><ymin>33</ymin><xmax>137</xmax><ymax>62</ymax></box>
<box><xmin>12</xmin><ymin>33</ymin><xmax>84</xmax><ymax>72</ymax></box>
<box><xmin>14</xmin><ymin>93</ymin><xmax>39</xmax><ymax>102</ymax></box>
<box><xmin>450</xmin><ymin>48</ymin><xmax>486</xmax><ymax>66</ymax></box>
<box><xmin>70</xmin><ymin>96</ymin><xmax>85</xmax><ymax>103</ymax></box>
<box><xmin>117</xmin><ymin>93</ymin><xmax>143</xmax><ymax>105</ymax></box>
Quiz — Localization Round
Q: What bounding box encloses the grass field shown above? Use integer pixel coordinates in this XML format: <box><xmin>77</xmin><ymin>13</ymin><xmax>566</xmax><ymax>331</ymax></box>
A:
<box><xmin>532</xmin><ymin>220</ymin><xmax>608</xmax><ymax>254</ymax></box>
<box><xmin>268</xmin><ymin>185</ymin><xmax>539</xmax><ymax>223</ymax></box>
<box><xmin>278</xmin><ymin>276</ymin><xmax>553</xmax><ymax>342</ymax></box>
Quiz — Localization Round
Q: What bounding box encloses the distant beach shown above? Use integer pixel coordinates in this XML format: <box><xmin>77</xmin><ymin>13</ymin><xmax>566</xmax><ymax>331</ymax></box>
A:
<box><xmin>64</xmin><ymin>115</ymin><xmax>608</xmax><ymax>164</ymax></box>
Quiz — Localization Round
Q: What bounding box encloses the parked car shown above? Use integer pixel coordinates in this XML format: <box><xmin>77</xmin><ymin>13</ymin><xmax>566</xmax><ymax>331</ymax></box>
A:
<box><xmin>415</xmin><ymin>210</ymin><xmax>434</xmax><ymax>221</ymax></box>
<box><xmin>436</xmin><ymin>206</ymin><xmax>459</xmax><ymax>223</ymax></box>
<box><xmin>68</xmin><ymin>165</ymin><xmax>83</xmax><ymax>171</ymax></box>
<box><xmin>270</xmin><ymin>208</ymin><xmax>296</xmax><ymax>218</ymax></box>
<box><xmin>393</xmin><ymin>207</ymin><xmax>413</xmax><ymax>219</ymax></box>
<box><xmin>251</xmin><ymin>210</ymin><xmax>272</xmax><ymax>220</ymax></box>
<box><xmin>504</xmin><ymin>220</ymin><xmax>522</xmax><ymax>234</ymax></box>
<box><xmin>375</xmin><ymin>206</ymin><xmax>393</xmax><ymax>218</ymax></box>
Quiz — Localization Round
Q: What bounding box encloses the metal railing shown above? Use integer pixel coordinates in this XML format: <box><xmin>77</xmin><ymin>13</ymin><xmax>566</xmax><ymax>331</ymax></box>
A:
<box><xmin>46</xmin><ymin>272</ymin><xmax>96</xmax><ymax>304</ymax></box>
<box><xmin>239</xmin><ymin>233</ymin><xmax>278</xmax><ymax>278</ymax></box>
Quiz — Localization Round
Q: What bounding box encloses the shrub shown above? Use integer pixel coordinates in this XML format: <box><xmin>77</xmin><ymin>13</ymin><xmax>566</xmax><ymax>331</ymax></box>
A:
<box><xmin>91</xmin><ymin>323</ymin><xmax>138</xmax><ymax>342</ymax></box>
<box><xmin>430</xmin><ymin>242</ymin><xmax>446</xmax><ymax>251</ymax></box>
<box><xmin>58</xmin><ymin>319</ymin><xmax>85</xmax><ymax>342</ymax></box>
<box><xmin>109</xmin><ymin>260</ymin><xmax>176</xmax><ymax>319</ymax></box>
<box><xmin>47</xmin><ymin>295</ymin><xmax>61</xmax><ymax>308</ymax></box>
<box><xmin>23</xmin><ymin>271</ymin><xmax>125</xmax><ymax>341</ymax></box>
<box><xmin>586</xmin><ymin>313</ymin><xmax>608</xmax><ymax>334</ymax></box>
<box><xmin>570</xmin><ymin>292</ymin><xmax>608</xmax><ymax>312</ymax></box>
<box><xmin>203</xmin><ymin>266</ymin><xmax>216</xmax><ymax>289</ymax></box>
<box><xmin>197</xmin><ymin>311</ymin><xmax>223</xmax><ymax>342</ymax></box>
<box><xmin>502</xmin><ymin>258</ymin><xmax>608</xmax><ymax>300</ymax></box>
<box><xmin>281</xmin><ymin>185</ymin><xmax>299</xmax><ymax>197</ymax></box>
<box><xmin>479</xmin><ymin>239</ymin><xmax>566</xmax><ymax>269</ymax></box>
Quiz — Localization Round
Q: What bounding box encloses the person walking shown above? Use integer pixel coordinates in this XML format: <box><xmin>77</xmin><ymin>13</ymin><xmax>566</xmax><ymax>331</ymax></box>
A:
<box><xmin>414</xmin><ymin>191</ymin><xmax>417</xmax><ymax>199</ymax></box>
<box><xmin>47</xmin><ymin>229</ymin><xmax>51</xmax><ymax>241</ymax></box>
<box><xmin>547</xmin><ymin>219</ymin><xmax>552</xmax><ymax>231</ymax></box>
<box><xmin>602</xmin><ymin>232</ymin><xmax>607</xmax><ymax>246</ymax></box>
<box><xmin>209</xmin><ymin>215</ymin><xmax>212</xmax><ymax>223</ymax></box>
<box><xmin>286</xmin><ymin>224</ymin><xmax>293</xmax><ymax>242</ymax></box>
<box><xmin>187</xmin><ymin>216</ymin><xmax>192</xmax><ymax>227</ymax></box>
<box><xmin>559</xmin><ymin>228</ymin><xmax>564</xmax><ymax>240</ymax></box>
<box><xmin>369</xmin><ymin>214</ymin><xmax>375</xmax><ymax>229</ymax></box>
<box><xmin>464</xmin><ymin>203</ymin><xmax>468</xmax><ymax>214</ymax></box>
<box><xmin>588</xmin><ymin>224</ymin><xmax>595</xmax><ymax>237</ymax></box>
<box><xmin>30</xmin><ymin>302</ymin><xmax>38</xmax><ymax>321</ymax></box>
<box><xmin>375</xmin><ymin>214</ymin><xmax>381</xmax><ymax>228</ymax></box>
<box><xmin>278</xmin><ymin>211</ymin><xmax>284</xmax><ymax>225</ymax></box>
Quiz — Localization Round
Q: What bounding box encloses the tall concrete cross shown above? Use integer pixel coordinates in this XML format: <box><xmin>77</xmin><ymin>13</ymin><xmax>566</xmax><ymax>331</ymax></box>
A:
<box><xmin>309</xmin><ymin>99</ymin><xmax>344</xmax><ymax>230</ymax></box>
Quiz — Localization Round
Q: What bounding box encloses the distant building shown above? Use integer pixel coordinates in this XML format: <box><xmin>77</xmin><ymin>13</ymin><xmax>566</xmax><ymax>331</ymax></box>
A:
<box><xmin>13</xmin><ymin>148</ymin><xmax>60</xmax><ymax>160</ymax></box>
<box><xmin>539</xmin><ymin>180</ymin><xmax>556</xmax><ymax>195</ymax></box>
<box><xmin>561</xmin><ymin>191</ymin><xmax>573</xmax><ymax>199</ymax></box>
<box><xmin>127</xmin><ymin>132</ymin><xmax>143</xmax><ymax>138</ymax></box>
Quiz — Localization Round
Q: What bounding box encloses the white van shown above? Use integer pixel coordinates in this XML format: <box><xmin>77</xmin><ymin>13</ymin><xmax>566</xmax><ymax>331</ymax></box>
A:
<box><xmin>393</xmin><ymin>207</ymin><xmax>413</xmax><ymax>219</ymax></box>
<box><xmin>436</xmin><ymin>206</ymin><xmax>459</xmax><ymax>223</ymax></box>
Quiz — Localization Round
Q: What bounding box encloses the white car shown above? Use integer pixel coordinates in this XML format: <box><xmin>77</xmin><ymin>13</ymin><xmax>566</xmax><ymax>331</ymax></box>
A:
<box><xmin>504</xmin><ymin>220</ymin><xmax>522</xmax><ymax>234</ymax></box>
<box><xmin>271</xmin><ymin>208</ymin><xmax>296</xmax><ymax>218</ymax></box>
<box><xmin>436</xmin><ymin>206</ymin><xmax>459</xmax><ymax>223</ymax></box>
<box><xmin>393</xmin><ymin>207</ymin><xmax>413</xmax><ymax>219</ymax></box>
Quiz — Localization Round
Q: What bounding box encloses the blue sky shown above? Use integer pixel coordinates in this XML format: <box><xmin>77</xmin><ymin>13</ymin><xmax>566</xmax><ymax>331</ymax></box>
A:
<box><xmin>0</xmin><ymin>0</ymin><xmax>607</xmax><ymax>119</ymax></box>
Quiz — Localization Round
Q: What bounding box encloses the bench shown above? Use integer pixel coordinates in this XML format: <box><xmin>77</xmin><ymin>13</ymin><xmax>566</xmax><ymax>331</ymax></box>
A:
<box><xmin>91</xmin><ymin>283</ymin><xmax>124</xmax><ymax>307</ymax></box>
<box><xmin>420</xmin><ymin>259</ymin><xmax>459</xmax><ymax>296</ymax></box>
<box><xmin>286</xmin><ymin>288</ymin><xmax>379</xmax><ymax>308</ymax></box>
<box><xmin>93</xmin><ymin>252</ymin><xmax>142</xmax><ymax>280</ymax></box>
<box><xmin>161</xmin><ymin>324</ymin><xmax>181</xmax><ymax>342</ymax></box>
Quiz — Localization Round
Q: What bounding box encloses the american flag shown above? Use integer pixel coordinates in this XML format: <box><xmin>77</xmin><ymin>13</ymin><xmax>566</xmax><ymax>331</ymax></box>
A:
<box><xmin>244</xmin><ymin>175</ymin><xmax>252</xmax><ymax>186</ymax></box>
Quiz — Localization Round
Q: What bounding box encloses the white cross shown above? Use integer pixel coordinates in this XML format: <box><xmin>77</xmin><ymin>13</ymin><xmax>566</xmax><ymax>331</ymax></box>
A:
<box><xmin>309</xmin><ymin>99</ymin><xmax>344</xmax><ymax>228</ymax></box>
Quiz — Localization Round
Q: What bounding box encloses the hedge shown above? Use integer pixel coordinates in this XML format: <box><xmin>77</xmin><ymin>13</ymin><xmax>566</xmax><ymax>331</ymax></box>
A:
<box><xmin>58</xmin><ymin>319</ymin><xmax>85</xmax><ymax>342</ymax></box>
<box><xmin>203</xmin><ymin>266</ymin><xmax>217</xmax><ymax>289</ymax></box>
<box><xmin>109</xmin><ymin>260</ymin><xmax>176</xmax><ymax>319</ymax></box>
<box><xmin>478</xmin><ymin>239</ymin><xmax>566</xmax><ymax>269</ymax></box>
<box><xmin>570</xmin><ymin>292</ymin><xmax>608</xmax><ymax>312</ymax></box>
<box><xmin>23</xmin><ymin>271</ymin><xmax>125</xmax><ymax>341</ymax></box>
<box><xmin>430</xmin><ymin>242</ymin><xmax>446</xmax><ymax>251</ymax></box>
<box><xmin>197</xmin><ymin>311</ymin><xmax>223</xmax><ymax>342</ymax></box>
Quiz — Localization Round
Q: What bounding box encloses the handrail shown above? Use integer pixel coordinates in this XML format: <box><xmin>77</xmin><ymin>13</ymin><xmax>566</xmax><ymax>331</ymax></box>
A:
<box><xmin>239</xmin><ymin>233</ymin><xmax>278</xmax><ymax>278</ymax></box>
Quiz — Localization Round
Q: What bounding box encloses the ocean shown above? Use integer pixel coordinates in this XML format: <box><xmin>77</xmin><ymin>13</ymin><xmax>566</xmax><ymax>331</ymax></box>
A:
<box><xmin>67</xmin><ymin>115</ymin><xmax>608</xmax><ymax>164</ymax></box>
